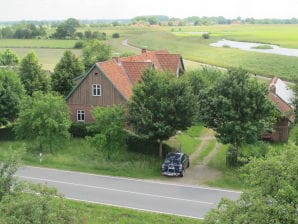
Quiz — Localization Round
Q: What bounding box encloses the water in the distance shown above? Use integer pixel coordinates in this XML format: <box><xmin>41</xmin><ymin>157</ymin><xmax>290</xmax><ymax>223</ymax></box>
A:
<box><xmin>210</xmin><ymin>39</ymin><xmax>298</xmax><ymax>57</ymax></box>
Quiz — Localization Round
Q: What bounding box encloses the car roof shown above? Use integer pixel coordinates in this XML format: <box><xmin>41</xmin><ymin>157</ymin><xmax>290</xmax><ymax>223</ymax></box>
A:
<box><xmin>166</xmin><ymin>152</ymin><xmax>183</xmax><ymax>159</ymax></box>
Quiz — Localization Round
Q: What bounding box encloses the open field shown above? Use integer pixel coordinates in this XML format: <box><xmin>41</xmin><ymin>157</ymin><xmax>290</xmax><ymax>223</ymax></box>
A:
<box><xmin>0</xmin><ymin>47</ymin><xmax>82</xmax><ymax>71</ymax></box>
<box><xmin>166</xmin><ymin>24</ymin><xmax>298</xmax><ymax>48</ymax></box>
<box><xmin>0</xmin><ymin>39</ymin><xmax>77</xmax><ymax>48</ymax></box>
<box><xmin>1</xmin><ymin>24</ymin><xmax>297</xmax><ymax>78</ymax></box>
<box><xmin>127</xmin><ymin>29</ymin><xmax>298</xmax><ymax>80</ymax></box>
<box><xmin>67</xmin><ymin>199</ymin><xmax>201</xmax><ymax>224</ymax></box>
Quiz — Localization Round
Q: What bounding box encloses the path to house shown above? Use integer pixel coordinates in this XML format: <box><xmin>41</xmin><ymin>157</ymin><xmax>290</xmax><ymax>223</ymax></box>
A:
<box><xmin>121</xmin><ymin>39</ymin><xmax>294</xmax><ymax>85</ymax></box>
<box><xmin>157</xmin><ymin>128</ymin><xmax>223</xmax><ymax>186</ymax></box>
<box><xmin>16</xmin><ymin>166</ymin><xmax>241</xmax><ymax>220</ymax></box>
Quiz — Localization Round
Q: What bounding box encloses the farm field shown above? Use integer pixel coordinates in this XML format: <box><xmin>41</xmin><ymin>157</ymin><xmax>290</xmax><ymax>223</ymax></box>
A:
<box><xmin>0</xmin><ymin>47</ymin><xmax>81</xmax><ymax>71</ymax></box>
<box><xmin>0</xmin><ymin>39</ymin><xmax>77</xmax><ymax>48</ymax></box>
<box><xmin>127</xmin><ymin>28</ymin><xmax>298</xmax><ymax>80</ymax></box>
<box><xmin>2</xmin><ymin>24</ymin><xmax>297</xmax><ymax>79</ymax></box>
<box><xmin>166</xmin><ymin>24</ymin><xmax>298</xmax><ymax>48</ymax></box>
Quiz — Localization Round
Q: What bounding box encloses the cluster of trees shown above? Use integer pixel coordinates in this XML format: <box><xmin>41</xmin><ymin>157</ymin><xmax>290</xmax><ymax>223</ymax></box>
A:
<box><xmin>205</xmin><ymin>144</ymin><xmax>298</xmax><ymax>224</ymax></box>
<box><xmin>51</xmin><ymin>18</ymin><xmax>80</xmax><ymax>39</ymax></box>
<box><xmin>0</xmin><ymin>156</ymin><xmax>83</xmax><ymax>223</ymax></box>
<box><xmin>0</xmin><ymin>23</ymin><xmax>46</xmax><ymax>39</ymax></box>
<box><xmin>74</xmin><ymin>30</ymin><xmax>106</xmax><ymax>40</ymax></box>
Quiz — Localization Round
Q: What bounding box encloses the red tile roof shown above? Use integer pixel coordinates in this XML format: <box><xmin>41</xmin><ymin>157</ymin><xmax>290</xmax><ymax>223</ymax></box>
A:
<box><xmin>121</xmin><ymin>61</ymin><xmax>153</xmax><ymax>84</ymax></box>
<box><xmin>97</xmin><ymin>50</ymin><xmax>183</xmax><ymax>99</ymax></box>
<box><xmin>97</xmin><ymin>60</ymin><xmax>133</xmax><ymax>99</ymax></box>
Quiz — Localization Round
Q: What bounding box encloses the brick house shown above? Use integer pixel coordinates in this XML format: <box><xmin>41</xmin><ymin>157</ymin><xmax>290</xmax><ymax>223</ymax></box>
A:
<box><xmin>262</xmin><ymin>77</ymin><xmax>295</xmax><ymax>142</ymax></box>
<box><xmin>66</xmin><ymin>49</ymin><xmax>185</xmax><ymax>122</ymax></box>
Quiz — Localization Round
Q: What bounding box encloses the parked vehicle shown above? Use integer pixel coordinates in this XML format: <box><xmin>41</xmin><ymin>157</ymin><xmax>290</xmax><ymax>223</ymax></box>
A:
<box><xmin>161</xmin><ymin>152</ymin><xmax>189</xmax><ymax>177</ymax></box>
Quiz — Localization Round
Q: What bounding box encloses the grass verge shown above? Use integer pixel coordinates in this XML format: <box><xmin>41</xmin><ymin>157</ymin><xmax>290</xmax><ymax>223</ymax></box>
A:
<box><xmin>206</xmin><ymin>144</ymin><xmax>244</xmax><ymax>190</ymax></box>
<box><xmin>66</xmin><ymin>199</ymin><xmax>202</xmax><ymax>224</ymax></box>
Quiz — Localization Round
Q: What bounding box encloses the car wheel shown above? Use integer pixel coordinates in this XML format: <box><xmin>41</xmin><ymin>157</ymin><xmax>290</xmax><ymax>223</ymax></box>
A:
<box><xmin>180</xmin><ymin>169</ymin><xmax>185</xmax><ymax>177</ymax></box>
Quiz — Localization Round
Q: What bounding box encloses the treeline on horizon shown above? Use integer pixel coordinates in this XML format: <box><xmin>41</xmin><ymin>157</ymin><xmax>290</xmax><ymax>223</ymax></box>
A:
<box><xmin>1</xmin><ymin>15</ymin><xmax>298</xmax><ymax>40</ymax></box>
<box><xmin>1</xmin><ymin>15</ymin><xmax>298</xmax><ymax>26</ymax></box>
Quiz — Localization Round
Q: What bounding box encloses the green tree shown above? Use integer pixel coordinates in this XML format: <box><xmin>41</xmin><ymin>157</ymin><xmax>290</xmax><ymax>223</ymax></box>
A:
<box><xmin>87</xmin><ymin>105</ymin><xmax>127</xmax><ymax>159</ymax></box>
<box><xmin>0</xmin><ymin>69</ymin><xmax>25</xmax><ymax>125</ymax></box>
<box><xmin>82</xmin><ymin>39</ymin><xmax>111</xmax><ymax>69</ymax></box>
<box><xmin>0</xmin><ymin>157</ymin><xmax>83</xmax><ymax>224</ymax></box>
<box><xmin>52</xmin><ymin>18</ymin><xmax>80</xmax><ymax>39</ymax></box>
<box><xmin>199</xmin><ymin>68</ymin><xmax>275</xmax><ymax>160</ymax></box>
<box><xmin>0</xmin><ymin>49</ymin><xmax>19</xmax><ymax>66</ymax></box>
<box><xmin>19</xmin><ymin>52</ymin><xmax>49</xmax><ymax>96</ymax></box>
<box><xmin>204</xmin><ymin>145</ymin><xmax>298</xmax><ymax>224</ymax></box>
<box><xmin>14</xmin><ymin>92</ymin><xmax>71</xmax><ymax>152</ymax></box>
<box><xmin>51</xmin><ymin>50</ymin><xmax>84</xmax><ymax>96</ymax></box>
<box><xmin>128</xmin><ymin>70</ymin><xmax>196</xmax><ymax>158</ymax></box>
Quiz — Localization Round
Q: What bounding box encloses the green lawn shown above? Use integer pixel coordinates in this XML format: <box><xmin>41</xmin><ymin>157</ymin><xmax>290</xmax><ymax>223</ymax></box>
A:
<box><xmin>67</xmin><ymin>199</ymin><xmax>201</xmax><ymax>224</ymax></box>
<box><xmin>0</xmin><ymin>138</ymin><xmax>162</xmax><ymax>179</ymax></box>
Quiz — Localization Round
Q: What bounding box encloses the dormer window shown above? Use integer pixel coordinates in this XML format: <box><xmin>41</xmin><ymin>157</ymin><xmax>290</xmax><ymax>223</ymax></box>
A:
<box><xmin>92</xmin><ymin>84</ymin><xmax>101</xmax><ymax>96</ymax></box>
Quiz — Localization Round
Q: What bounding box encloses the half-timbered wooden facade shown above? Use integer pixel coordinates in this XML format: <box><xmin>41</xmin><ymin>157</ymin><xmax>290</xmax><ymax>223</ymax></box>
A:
<box><xmin>66</xmin><ymin>49</ymin><xmax>184</xmax><ymax>122</ymax></box>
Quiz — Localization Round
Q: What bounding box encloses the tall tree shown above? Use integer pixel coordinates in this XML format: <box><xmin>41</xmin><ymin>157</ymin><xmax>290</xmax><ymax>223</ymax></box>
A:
<box><xmin>87</xmin><ymin>105</ymin><xmax>127</xmax><ymax>159</ymax></box>
<box><xmin>51</xmin><ymin>50</ymin><xmax>84</xmax><ymax>96</ymax></box>
<box><xmin>0</xmin><ymin>49</ymin><xmax>19</xmax><ymax>66</ymax></box>
<box><xmin>128</xmin><ymin>70</ymin><xmax>196</xmax><ymax>158</ymax></box>
<box><xmin>14</xmin><ymin>92</ymin><xmax>71</xmax><ymax>152</ymax></box>
<box><xmin>19</xmin><ymin>52</ymin><xmax>49</xmax><ymax>96</ymax></box>
<box><xmin>199</xmin><ymin>68</ymin><xmax>275</xmax><ymax>159</ymax></box>
<box><xmin>0</xmin><ymin>68</ymin><xmax>25</xmax><ymax>126</ymax></box>
<box><xmin>82</xmin><ymin>39</ymin><xmax>111</xmax><ymax>69</ymax></box>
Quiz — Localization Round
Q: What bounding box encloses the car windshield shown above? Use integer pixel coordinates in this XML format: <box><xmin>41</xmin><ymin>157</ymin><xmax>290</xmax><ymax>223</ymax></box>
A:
<box><xmin>164</xmin><ymin>154</ymin><xmax>180</xmax><ymax>164</ymax></box>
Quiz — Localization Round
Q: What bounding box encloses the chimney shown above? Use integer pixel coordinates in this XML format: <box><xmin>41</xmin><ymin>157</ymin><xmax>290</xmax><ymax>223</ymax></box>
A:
<box><xmin>269</xmin><ymin>84</ymin><xmax>276</xmax><ymax>94</ymax></box>
<box><xmin>141</xmin><ymin>46</ymin><xmax>148</xmax><ymax>54</ymax></box>
<box><xmin>112</xmin><ymin>53</ymin><xmax>120</xmax><ymax>64</ymax></box>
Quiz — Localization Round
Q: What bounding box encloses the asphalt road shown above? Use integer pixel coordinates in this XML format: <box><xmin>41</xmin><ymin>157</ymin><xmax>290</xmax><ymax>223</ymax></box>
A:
<box><xmin>16</xmin><ymin>166</ymin><xmax>241</xmax><ymax>219</ymax></box>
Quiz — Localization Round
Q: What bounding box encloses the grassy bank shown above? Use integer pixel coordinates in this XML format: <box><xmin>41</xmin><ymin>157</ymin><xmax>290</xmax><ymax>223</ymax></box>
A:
<box><xmin>67</xmin><ymin>199</ymin><xmax>201</xmax><ymax>224</ymax></box>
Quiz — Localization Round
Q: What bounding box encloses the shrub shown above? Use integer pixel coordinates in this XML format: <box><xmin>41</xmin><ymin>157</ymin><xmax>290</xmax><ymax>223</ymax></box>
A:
<box><xmin>73</xmin><ymin>41</ymin><xmax>84</xmax><ymax>49</ymax></box>
<box><xmin>202</xmin><ymin>33</ymin><xmax>210</xmax><ymax>39</ymax></box>
<box><xmin>127</xmin><ymin>132</ymin><xmax>173</xmax><ymax>157</ymax></box>
<box><xmin>112</xmin><ymin>33</ymin><xmax>120</xmax><ymax>38</ymax></box>
<box><xmin>69</xmin><ymin>122</ymin><xmax>95</xmax><ymax>138</ymax></box>
<box><xmin>0</xmin><ymin>126</ymin><xmax>15</xmax><ymax>141</ymax></box>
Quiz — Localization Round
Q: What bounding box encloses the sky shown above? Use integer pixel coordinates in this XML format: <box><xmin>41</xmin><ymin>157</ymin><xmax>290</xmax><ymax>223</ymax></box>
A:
<box><xmin>1</xmin><ymin>0</ymin><xmax>297</xmax><ymax>21</ymax></box>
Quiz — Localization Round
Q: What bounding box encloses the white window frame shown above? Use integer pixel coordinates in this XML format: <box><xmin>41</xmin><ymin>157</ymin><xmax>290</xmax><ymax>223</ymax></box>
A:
<box><xmin>77</xmin><ymin>110</ymin><xmax>85</xmax><ymax>122</ymax></box>
<box><xmin>92</xmin><ymin>84</ymin><xmax>101</xmax><ymax>96</ymax></box>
